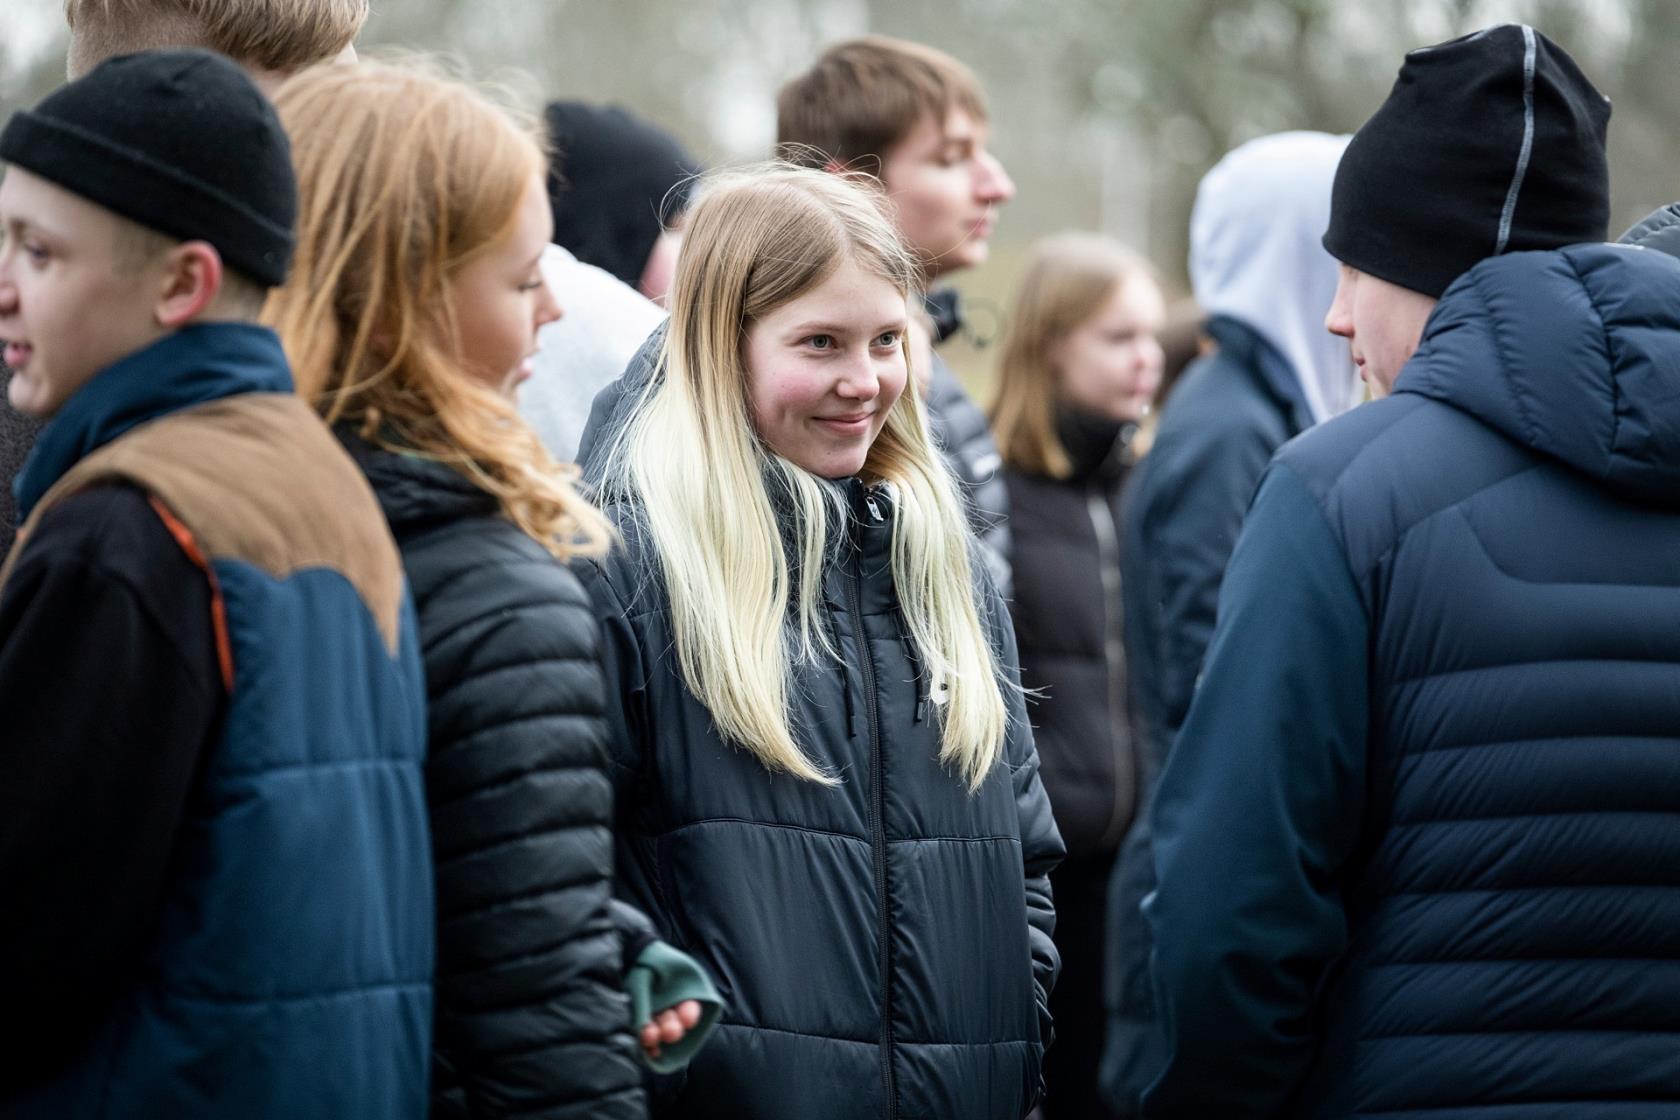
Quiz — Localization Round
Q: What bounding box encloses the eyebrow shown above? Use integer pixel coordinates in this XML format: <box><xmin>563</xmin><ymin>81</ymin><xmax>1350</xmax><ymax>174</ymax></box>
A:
<box><xmin>785</xmin><ymin>318</ymin><xmax>908</xmax><ymax>337</ymax></box>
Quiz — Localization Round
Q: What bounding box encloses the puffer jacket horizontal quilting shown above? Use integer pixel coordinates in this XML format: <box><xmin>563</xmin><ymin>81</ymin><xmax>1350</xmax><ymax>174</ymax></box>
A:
<box><xmin>1277</xmin><ymin>244</ymin><xmax>1680</xmax><ymax>1119</ymax></box>
<box><xmin>347</xmin><ymin>437</ymin><xmax>646</xmax><ymax>1120</ymax></box>
<box><xmin>577</xmin><ymin>481</ymin><xmax>1063</xmax><ymax>1120</ymax></box>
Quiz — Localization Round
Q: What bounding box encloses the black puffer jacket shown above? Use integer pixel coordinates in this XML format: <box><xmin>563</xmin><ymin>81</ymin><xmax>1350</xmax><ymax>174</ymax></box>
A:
<box><xmin>575</xmin><ymin>481</ymin><xmax>1064</xmax><ymax>1120</ymax></box>
<box><xmin>344</xmin><ymin>435</ymin><xmax>645</xmax><ymax>1120</ymax></box>
<box><xmin>1003</xmin><ymin>410</ymin><xmax>1140</xmax><ymax>858</ymax></box>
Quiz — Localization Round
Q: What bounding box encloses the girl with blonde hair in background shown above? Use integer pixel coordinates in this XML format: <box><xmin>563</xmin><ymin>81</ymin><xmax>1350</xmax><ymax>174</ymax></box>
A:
<box><xmin>989</xmin><ymin>233</ymin><xmax>1165</xmax><ymax>1119</ymax></box>
<box><xmin>577</xmin><ymin>163</ymin><xmax>1063</xmax><ymax>1119</ymax></box>
<box><xmin>265</xmin><ymin>58</ymin><xmax>719</xmax><ymax>1118</ymax></box>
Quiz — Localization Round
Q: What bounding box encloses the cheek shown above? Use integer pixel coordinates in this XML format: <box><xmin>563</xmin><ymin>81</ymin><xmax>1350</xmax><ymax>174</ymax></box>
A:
<box><xmin>460</xmin><ymin>300</ymin><xmax>529</xmax><ymax>381</ymax></box>
<box><xmin>895</xmin><ymin>175</ymin><xmax>965</xmax><ymax>238</ymax></box>
<box><xmin>748</xmin><ymin>360</ymin><xmax>821</xmax><ymax>428</ymax></box>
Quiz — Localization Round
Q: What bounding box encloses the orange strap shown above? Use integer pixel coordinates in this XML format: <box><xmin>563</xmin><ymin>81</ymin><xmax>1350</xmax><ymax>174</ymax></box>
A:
<box><xmin>148</xmin><ymin>495</ymin><xmax>235</xmax><ymax>693</ymax></box>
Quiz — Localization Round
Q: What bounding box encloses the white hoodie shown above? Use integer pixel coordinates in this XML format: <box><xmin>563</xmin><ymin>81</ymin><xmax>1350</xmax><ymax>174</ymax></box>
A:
<box><xmin>1189</xmin><ymin>131</ymin><xmax>1360</xmax><ymax>423</ymax></box>
<box><xmin>517</xmin><ymin>244</ymin><xmax>666</xmax><ymax>463</ymax></box>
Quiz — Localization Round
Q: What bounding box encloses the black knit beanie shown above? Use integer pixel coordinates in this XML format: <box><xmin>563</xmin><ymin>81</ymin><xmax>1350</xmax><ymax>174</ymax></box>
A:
<box><xmin>1323</xmin><ymin>24</ymin><xmax>1610</xmax><ymax>298</ymax></box>
<box><xmin>545</xmin><ymin>101</ymin><xmax>701</xmax><ymax>288</ymax></box>
<box><xmin>0</xmin><ymin>49</ymin><xmax>296</xmax><ymax>287</ymax></box>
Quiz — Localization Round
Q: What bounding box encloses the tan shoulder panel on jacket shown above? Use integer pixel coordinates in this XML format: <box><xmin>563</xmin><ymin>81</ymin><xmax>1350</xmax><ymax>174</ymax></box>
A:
<box><xmin>10</xmin><ymin>394</ymin><xmax>404</xmax><ymax>654</ymax></box>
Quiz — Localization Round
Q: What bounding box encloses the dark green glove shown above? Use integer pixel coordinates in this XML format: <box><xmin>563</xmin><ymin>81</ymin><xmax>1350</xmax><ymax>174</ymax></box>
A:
<box><xmin>627</xmin><ymin>940</ymin><xmax>724</xmax><ymax>1073</ymax></box>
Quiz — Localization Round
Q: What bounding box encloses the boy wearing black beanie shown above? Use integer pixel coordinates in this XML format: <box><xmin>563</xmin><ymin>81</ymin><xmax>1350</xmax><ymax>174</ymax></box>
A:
<box><xmin>1140</xmin><ymin>25</ymin><xmax>1680</xmax><ymax>1120</ymax></box>
<box><xmin>1320</xmin><ymin>22</ymin><xmax>1611</xmax><ymax>397</ymax></box>
<box><xmin>0</xmin><ymin>51</ymin><xmax>432</xmax><ymax>1119</ymax></box>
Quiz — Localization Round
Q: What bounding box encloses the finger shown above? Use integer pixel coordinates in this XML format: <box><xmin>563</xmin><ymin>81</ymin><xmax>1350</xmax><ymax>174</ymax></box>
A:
<box><xmin>640</xmin><ymin>1021</ymin><xmax>661</xmax><ymax>1052</ymax></box>
<box><xmin>658</xmin><ymin>1008</ymin><xmax>685</xmax><ymax>1042</ymax></box>
<box><xmin>677</xmin><ymin>999</ymin><xmax>702</xmax><ymax>1028</ymax></box>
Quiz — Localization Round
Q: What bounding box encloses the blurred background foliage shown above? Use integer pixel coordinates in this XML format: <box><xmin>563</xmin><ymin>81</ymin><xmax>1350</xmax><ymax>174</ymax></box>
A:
<box><xmin>5</xmin><ymin>0</ymin><xmax>1677</xmax><ymax>393</ymax></box>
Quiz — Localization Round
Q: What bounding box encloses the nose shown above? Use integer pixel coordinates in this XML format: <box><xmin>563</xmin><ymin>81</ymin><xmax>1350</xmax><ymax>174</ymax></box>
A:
<box><xmin>1325</xmin><ymin>268</ymin><xmax>1354</xmax><ymax>339</ymax></box>
<box><xmin>975</xmin><ymin>150</ymin><xmax>1015</xmax><ymax>205</ymax></box>
<box><xmin>535</xmin><ymin>275</ymin><xmax>562</xmax><ymax>329</ymax></box>
<box><xmin>834</xmin><ymin>351</ymin><xmax>882</xmax><ymax>402</ymax></box>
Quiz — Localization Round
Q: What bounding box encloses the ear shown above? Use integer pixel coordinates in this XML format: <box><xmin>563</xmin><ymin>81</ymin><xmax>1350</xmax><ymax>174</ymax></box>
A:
<box><xmin>153</xmin><ymin>241</ymin><xmax>224</xmax><ymax>328</ymax></box>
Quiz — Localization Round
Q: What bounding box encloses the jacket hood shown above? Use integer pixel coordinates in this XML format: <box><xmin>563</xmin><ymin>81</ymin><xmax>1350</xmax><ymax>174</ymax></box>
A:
<box><xmin>1619</xmin><ymin>202</ymin><xmax>1680</xmax><ymax>260</ymax></box>
<box><xmin>1189</xmin><ymin>131</ymin><xmax>1359</xmax><ymax>424</ymax></box>
<box><xmin>338</xmin><ymin>430</ymin><xmax>498</xmax><ymax>536</ymax></box>
<box><xmin>576</xmin><ymin>319</ymin><xmax>668</xmax><ymax>486</ymax></box>
<box><xmin>1398</xmin><ymin>241</ymin><xmax>1680</xmax><ymax>503</ymax></box>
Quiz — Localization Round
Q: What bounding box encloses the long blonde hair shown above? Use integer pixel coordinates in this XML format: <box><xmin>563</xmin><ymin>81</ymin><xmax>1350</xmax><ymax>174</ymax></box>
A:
<box><xmin>264</xmin><ymin>58</ymin><xmax>608</xmax><ymax>559</ymax></box>
<box><xmin>599</xmin><ymin>165</ymin><xmax>1009</xmax><ymax>790</ymax></box>
<box><xmin>991</xmin><ymin>232</ymin><xmax>1156</xmax><ymax>478</ymax></box>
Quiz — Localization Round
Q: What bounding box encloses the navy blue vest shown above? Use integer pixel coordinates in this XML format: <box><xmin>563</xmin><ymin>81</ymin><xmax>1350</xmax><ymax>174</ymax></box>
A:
<box><xmin>5</xmin><ymin>326</ymin><xmax>433</xmax><ymax>1118</ymax></box>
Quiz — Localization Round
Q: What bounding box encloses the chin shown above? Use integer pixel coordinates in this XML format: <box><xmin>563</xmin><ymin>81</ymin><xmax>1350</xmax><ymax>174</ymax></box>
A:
<box><xmin>807</xmin><ymin>450</ymin><xmax>869</xmax><ymax>480</ymax></box>
<box><xmin>945</xmin><ymin>243</ymin><xmax>986</xmax><ymax>274</ymax></box>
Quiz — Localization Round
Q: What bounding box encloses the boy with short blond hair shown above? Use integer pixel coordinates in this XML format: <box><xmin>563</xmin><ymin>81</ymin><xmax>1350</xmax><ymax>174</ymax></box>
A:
<box><xmin>778</xmin><ymin>35</ymin><xmax>1017</xmax><ymax>594</ymax></box>
<box><xmin>63</xmin><ymin>0</ymin><xmax>366</xmax><ymax>87</ymax></box>
<box><xmin>0</xmin><ymin>50</ymin><xmax>430</xmax><ymax>1118</ymax></box>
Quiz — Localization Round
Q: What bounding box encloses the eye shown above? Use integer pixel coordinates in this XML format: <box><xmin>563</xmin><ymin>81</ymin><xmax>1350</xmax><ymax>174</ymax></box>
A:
<box><xmin>805</xmin><ymin>334</ymin><xmax>835</xmax><ymax>351</ymax></box>
<box><xmin>23</xmin><ymin>243</ymin><xmax>49</xmax><ymax>265</ymax></box>
<box><xmin>517</xmin><ymin>277</ymin><xmax>543</xmax><ymax>293</ymax></box>
<box><xmin>874</xmin><ymin>331</ymin><xmax>901</xmax><ymax>349</ymax></box>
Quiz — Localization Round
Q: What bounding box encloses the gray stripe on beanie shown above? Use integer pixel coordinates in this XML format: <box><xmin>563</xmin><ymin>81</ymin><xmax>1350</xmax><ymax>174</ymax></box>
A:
<box><xmin>1495</xmin><ymin>25</ymin><xmax>1539</xmax><ymax>255</ymax></box>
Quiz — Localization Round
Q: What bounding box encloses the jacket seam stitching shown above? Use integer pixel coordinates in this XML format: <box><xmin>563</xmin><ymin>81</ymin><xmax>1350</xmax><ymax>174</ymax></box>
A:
<box><xmin>1558</xmin><ymin>248</ymin><xmax>1625</xmax><ymax>475</ymax></box>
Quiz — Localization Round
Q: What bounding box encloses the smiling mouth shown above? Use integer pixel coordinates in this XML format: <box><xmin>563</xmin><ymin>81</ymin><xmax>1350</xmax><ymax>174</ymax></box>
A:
<box><xmin>816</xmin><ymin>413</ymin><xmax>873</xmax><ymax>433</ymax></box>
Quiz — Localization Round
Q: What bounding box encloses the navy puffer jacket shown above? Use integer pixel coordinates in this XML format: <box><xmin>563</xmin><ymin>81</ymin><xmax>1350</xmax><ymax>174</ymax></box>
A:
<box><xmin>1102</xmin><ymin>316</ymin><xmax>1313</xmax><ymax>1111</ymax></box>
<box><xmin>1144</xmin><ymin>242</ymin><xmax>1680</xmax><ymax>1118</ymax></box>
<box><xmin>345</xmin><ymin>436</ymin><xmax>647</xmax><ymax>1120</ymax></box>
<box><xmin>576</xmin><ymin>479</ymin><xmax>1064</xmax><ymax>1119</ymax></box>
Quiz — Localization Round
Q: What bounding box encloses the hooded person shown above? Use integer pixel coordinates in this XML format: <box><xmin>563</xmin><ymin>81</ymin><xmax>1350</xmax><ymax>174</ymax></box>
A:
<box><xmin>1098</xmin><ymin>130</ymin><xmax>1353</xmax><ymax>1115</ymax></box>
<box><xmin>516</xmin><ymin>102</ymin><xmax>698</xmax><ymax>463</ymax></box>
<box><xmin>1137</xmin><ymin>25</ymin><xmax>1680</xmax><ymax>1119</ymax></box>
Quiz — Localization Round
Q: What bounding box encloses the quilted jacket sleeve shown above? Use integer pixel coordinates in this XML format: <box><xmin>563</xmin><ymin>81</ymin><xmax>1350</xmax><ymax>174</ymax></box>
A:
<box><xmin>421</xmin><ymin>544</ymin><xmax>645</xmax><ymax>1120</ymax></box>
<box><xmin>1142</xmin><ymin>465</ymin><xmax>1369</xmax><ymax>1119</ymax></box>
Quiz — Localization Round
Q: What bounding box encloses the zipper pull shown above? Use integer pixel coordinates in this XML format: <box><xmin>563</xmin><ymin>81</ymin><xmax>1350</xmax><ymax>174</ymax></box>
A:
<box><xmin>864</xmin><ymin>492</ymin><xmax>885</xmax><ymax>523</ymax></box>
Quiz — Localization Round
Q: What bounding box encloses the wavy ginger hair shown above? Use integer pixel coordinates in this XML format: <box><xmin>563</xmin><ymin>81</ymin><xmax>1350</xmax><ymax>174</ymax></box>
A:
<box><xmin>264</xmin><ymin>59</ymin><xmax>608</xmax><ymax>559</ymax></box>
<box><xmin>599</xmin><ymin>165</ymin><xmax>1010</xmax><ymax>790</ymax></box>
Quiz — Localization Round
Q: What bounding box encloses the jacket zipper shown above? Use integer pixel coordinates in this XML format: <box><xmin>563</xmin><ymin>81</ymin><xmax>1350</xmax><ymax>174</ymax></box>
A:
<box><xmin>1086</xmin><ymin>488</ymin><xmax>1135</xmax><ymax>851</ymax></box>
<box><xmin>847</xmin><ymin>487</ymin><xmax>898</xmax><ymax>1118</ymax></box>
